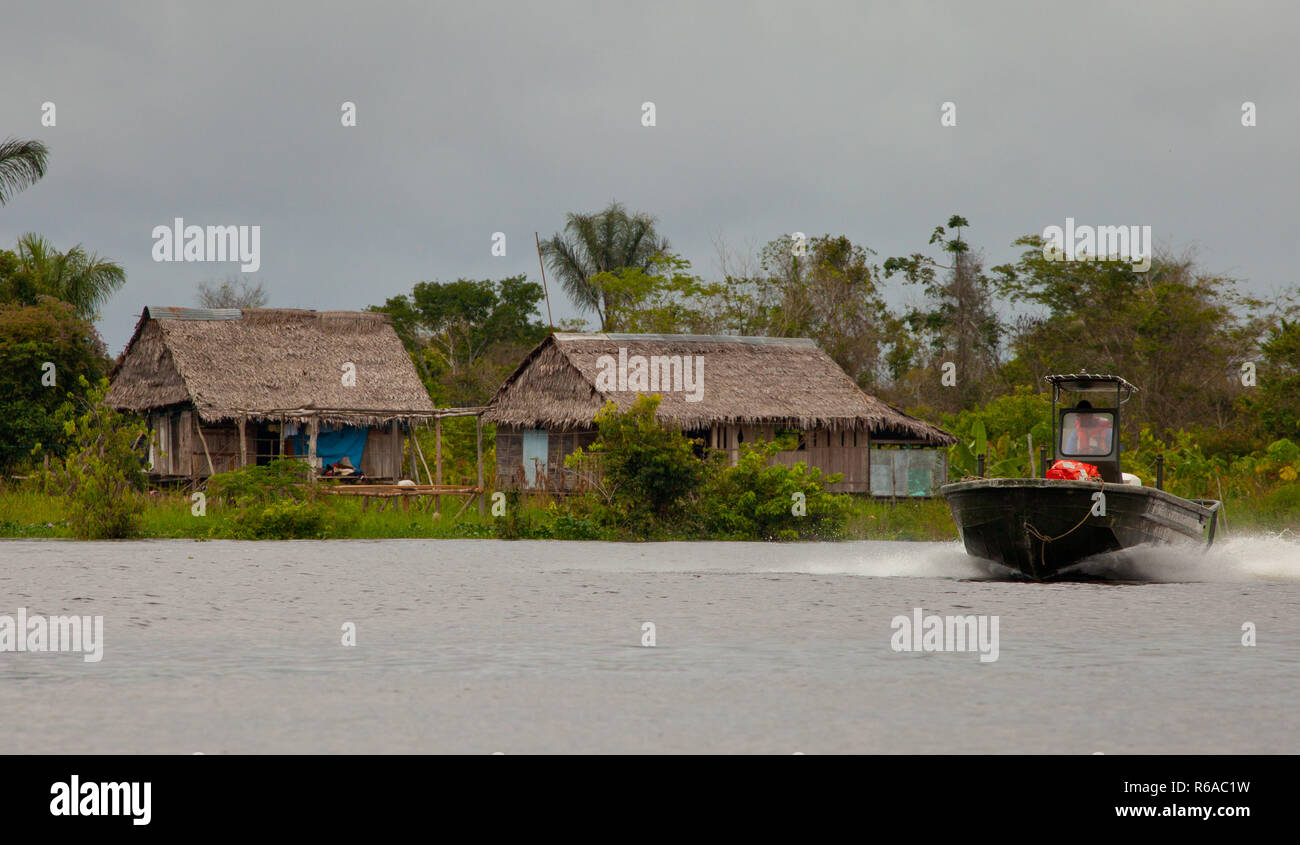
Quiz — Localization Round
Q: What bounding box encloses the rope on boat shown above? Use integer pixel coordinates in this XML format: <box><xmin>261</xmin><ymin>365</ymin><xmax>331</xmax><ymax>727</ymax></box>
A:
<box><xmin>1024</xmin><ymin>507</ymin><xmax>1093</xmax><ymax>545</ymax></box>
<box><xmin>1024</xmin><ymin>489</ymin><xmax>1101</xmax><ymax>574</ymax></box>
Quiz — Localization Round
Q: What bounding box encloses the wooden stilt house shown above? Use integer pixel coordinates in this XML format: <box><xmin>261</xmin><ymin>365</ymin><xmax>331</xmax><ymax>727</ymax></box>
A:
<box><xmin>483</xmin><ymin>333</ymin><xmax>957</xmax><ymax>496</ymax></box>
<box><xmin>105</xmin><ymin>306</ymin><xmax>438</xmax><ymax>482</ymax></box>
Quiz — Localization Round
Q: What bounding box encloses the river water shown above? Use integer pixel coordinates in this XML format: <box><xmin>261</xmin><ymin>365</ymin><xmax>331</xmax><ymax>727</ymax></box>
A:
<box><xmin>1</xmin><ymin>536</ymin><xmax>1297</xmax><ymax>753</ymax></box>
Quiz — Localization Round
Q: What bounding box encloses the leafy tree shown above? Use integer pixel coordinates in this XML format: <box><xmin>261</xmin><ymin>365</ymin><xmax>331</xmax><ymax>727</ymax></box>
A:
<box><xmin>0</xmin><ymin>138</ymin><xmax>48</xmax><ymax>205</ymax></box>
<box><xmin>0</xmin><ymin>233</ymin><xmax>126</xmax><ymax>320</ymax></box>
<box><xmin>206</xmin><ymin>457</ymin><xmax>335</xmax><ymax>539</ymax></box>
<box><xmin>207</xmin><ymin>456</ymin><xmax>313</xmax><ymax>506</ymax></box>
<box><xmin>724</xmin><ymin>234</ymin><xmax>899</xmax><ymax>390</ymax></box>
<box><xmin>992</xmin><ymin>238</ymin><xmax>1253</xmax><ymax>438</ymax></box>
<box><xmin>197</xmin><ymin>275</ymin><xmax>268</xmax><ymax>308</ymax></box>
<box><xmin>0</xmin><ymin>297</ymin><xmax>108</xmax><ymax>471</ymax></box>
<box><xmin>884</xmin><ymin>216</ymin><xmax>1003</xmax><ymax>411</ymax></box>
<box><xmin>540</xmin><ymin>201</ymin><xmax>669</xmax><ymax>329</ymax></box>
<box><xmin>1244</xmin><ymin>318</ymin><xmax>1300</xmax><ymax>439</ymax></box>
<box><xmin>374</xmin><ymin>274</ymin><xmax>548</xmax><ymax>405</ymax></box>
<box><xmin>592</xmin><ymin>253</ymin><xmax>726</xmax><ymax>333</ymax></box>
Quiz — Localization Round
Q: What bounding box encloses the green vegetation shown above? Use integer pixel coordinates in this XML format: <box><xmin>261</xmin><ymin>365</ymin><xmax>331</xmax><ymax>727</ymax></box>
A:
<box><xmin>6</xmin><ymin>471</ymin><xmax>1298</xmax><ymax>543</ymax></box>
<box><xmin>578</xmin><ymin>396</ymin><xmax>706</xmax><ymax>527</ymax></box>
<box><xmin>1</xmin><ymin>136</ymin><xmax>124</xmax><ymax>473</ymax></box>
<box><xmin>206</xmin><ymin>458</ymin><xmax>339</xmax><ymax>539</ymax></box>
<box><xmin>0</xmin><ymin>297</ymin><xmax>109</xmax><ymax>471</ymax></box>
<box><xmin>1</xmin><ymin>233</ymin><xmax>126</xmax><ymax>320</ymax></box>
<box><xmin>373</xmin><ymin>274</ymin><xmax>549</xmax><ymax>406</ymax></box>
<box><xmin>0</xmin><ymin>137</ymin><xmax>48</xmax><ymax>206</ymax></box>
<box><xmin>36</xmin><ymin>378</ymin><xmax>147</xmax><ymax>539</ymax></box>
<box><xmin>1</xmin><ymin>178</ymin><xmax>1294</xmax><ymax>541</ymax></box>
<box><xmin>539</xmin><ymin>200</ymin><xmax>670</xmax><ymax>330</ymax></box>
<box><xmin>544</xmin><ymin>396</ymin><xmax>853</xmax><ymax>540</ymax></box>
<box><xmin>0</xmin><ymin>482</ymin><xmax>498</xmax><ymax>540</ymax></box>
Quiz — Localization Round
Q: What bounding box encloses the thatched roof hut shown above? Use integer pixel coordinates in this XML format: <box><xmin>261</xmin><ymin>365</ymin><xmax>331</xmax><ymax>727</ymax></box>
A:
<box><xmin>484</xmin><ymin>332</ymin><xmax>955</xmax><ymax>444</ymax></box>
<box><xmin>107</xmin><ymin>306</ymin><xmax>435</xmax><ymax>425</ymax></box>
<box><xmin>106</xmin><ymin>306</ymin><xmax>439</xmax><ymax>481</ymax></box>
<box><xmin>485</xmin><ymin>333</ymin><xmax>955</xmax><ymax>495</ymax></box>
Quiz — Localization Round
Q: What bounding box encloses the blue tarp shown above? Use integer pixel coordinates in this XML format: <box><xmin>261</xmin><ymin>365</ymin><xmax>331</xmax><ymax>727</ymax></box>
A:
<box><xmin>290</xmin><ymin>424</ymin><xmax>368</xmax><ymax>472</ymax></box>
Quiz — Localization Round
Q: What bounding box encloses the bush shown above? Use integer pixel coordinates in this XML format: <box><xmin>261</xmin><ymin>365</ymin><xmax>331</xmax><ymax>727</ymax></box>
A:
<box><xmin>566</xmin><ymin>395</ymin><xmax>705</xmax><ymax>535</ymax></box>
<box><xmin>697</xmin><ymin>442</ymin><xmax>852</xmax><ymax>540</ymax></box>
<box><xmin>494</xmin><ymin>490</ymin><xmax>551</xmax><ymax>539</ymax></box>
<box><xmin>41</xmin><ymin>377</ymin><xmax>147</xmax><ymax>539</ymax></box>
<box><xmin>207</xmin><ymin>457</ymin><xmax>312</xmax><ymax>506</ymax></box>
<box><xmin>228</xmin><ymin>499</ymin><xmax>331</xmax><ymax>539</ymax></box>
<box><xmin>940</xmin><ymin>387</ymin><xmax>1053</xmax><ymax>478</ymax></box>
<box><xmin>548</xmin><ymin>501</ymin><xmax>603</xmax><ymax>540</ymax></box>
<box><xmin>205</xmin><ymin>457</ymin><xmax>349</xmax><ymax>539</ymax></box>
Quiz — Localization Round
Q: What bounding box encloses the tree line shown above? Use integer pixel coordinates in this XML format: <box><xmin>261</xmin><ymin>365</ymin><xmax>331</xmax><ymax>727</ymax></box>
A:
<box><xmin>2</xmin><ymin>131</ymin><xmax>1297</xmax><ymax>482</ymax></box>
<box><xmin>376</xmin><ymin>202</ymin><xmax>1299</xmax><ymax>461</ymax></box>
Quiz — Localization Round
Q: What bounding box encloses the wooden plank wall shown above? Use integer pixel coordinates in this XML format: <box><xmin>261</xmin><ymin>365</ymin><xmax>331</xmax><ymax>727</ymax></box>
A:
<box><xmin>546</xmin><ymin>430</ymin><xmax>597</xmax><ymax>488</ymax></box>
<box><xmin>496</xmin><ymin>426</ymin><xmax>523</xmax><ymax>486</ymax></box>
<box><xmin>360</xmin><ymin>422</ymin><xmax>402</xmax><ymax>480</ymax></box>
<box><xmin>716</xmin><ymin>424</ymin><xmax>870</xmax><ymax>493</ymax></box>
<box><xmin>773</xmin><ymin>428</ymin><xmax>869</xmax><ymax>493</ymax></box>
<box><xmin>494</xmin><ymin>427</ymin><xmax>599</xmax><ymax>490</ymax></box>
<box><xmin>192</xmin><ymin>425</ymin><xmax>241</xmax><ymax>474</ymax></box>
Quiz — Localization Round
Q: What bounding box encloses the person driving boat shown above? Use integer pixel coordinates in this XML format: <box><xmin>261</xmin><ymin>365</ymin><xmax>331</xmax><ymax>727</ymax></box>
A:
<box><xmin>1063</xmin><ymin>400</ymin><xmax>1113</xmax><ymax>456</ymax></box>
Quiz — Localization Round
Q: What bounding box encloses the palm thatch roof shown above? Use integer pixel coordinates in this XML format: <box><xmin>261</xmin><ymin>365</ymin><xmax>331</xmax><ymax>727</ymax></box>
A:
<box><xmin>483</xmin><ymin>333</ymin><xmax>956</xmax><ymax>445</ymax></box>
<box><xmin>106</xmin><ymin>306</ymin><xmax>435</xmax><ymax>425</ymax></box>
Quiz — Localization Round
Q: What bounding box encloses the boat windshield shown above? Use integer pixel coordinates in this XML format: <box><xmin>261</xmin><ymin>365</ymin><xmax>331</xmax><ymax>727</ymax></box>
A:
<box><xmin>1061</xmin><ymin>410</ymin><xmax>1114</xmax><ymax>456</ymax></box>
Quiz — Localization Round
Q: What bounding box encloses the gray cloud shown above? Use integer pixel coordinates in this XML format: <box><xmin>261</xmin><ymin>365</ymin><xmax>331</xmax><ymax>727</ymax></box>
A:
<box><xmin>2</xmin><ymin>1</ymin><xmax>1296</xmax><ymax>353</ymax></box>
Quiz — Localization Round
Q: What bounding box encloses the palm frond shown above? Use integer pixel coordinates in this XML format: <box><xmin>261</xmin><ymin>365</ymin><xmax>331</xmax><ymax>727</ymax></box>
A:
<box><xmin>11</xmin><ymin>233</ymin><xmax>125</xmax><ymax>318</ymax></box>
<box><xmin>541</xmin><ymin>234</ymin><xmax>600</xmax><ymax>312</ymax></box>
<box><xmin>0</xmin><ymin>138</ymin><xmax>49</xmax><ymax>205</ymax></box>
<box><xmin>542</xmin><ymin>201</ymin><xmax>668</xmax><ymax>329</ymax></box>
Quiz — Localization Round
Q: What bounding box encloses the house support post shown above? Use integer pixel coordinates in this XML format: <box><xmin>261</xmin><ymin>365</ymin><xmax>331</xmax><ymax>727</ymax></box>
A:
<box><xmin>308</xmin><ymin>416</ymin><xmax>319</xmax><ymax>482</ymax></box>
<box><xmin>195</xmin><ymin>415</ymin><xmax>216</xmax><ymax>478</ymax></box>
<box><xmin>476</xmin><ymin>414</ymin><xmax>485</xmax><ymax>517</ymax></box>
<box><xmin>435</xmin><ymin>416</ymin><xmax>443</xmax><ymax>516</ymax></box>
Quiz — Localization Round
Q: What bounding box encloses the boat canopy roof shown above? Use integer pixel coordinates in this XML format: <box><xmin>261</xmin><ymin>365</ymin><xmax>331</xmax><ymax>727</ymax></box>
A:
<box><xmin>1044</xmin><ymin>373</ymin><xmax>1139</xmax><ymax>398</ymax></box>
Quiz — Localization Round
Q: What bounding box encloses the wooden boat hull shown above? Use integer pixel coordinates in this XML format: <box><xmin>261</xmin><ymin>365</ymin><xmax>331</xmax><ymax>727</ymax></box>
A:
<box><xmin>940</xmin><ymin>478</ymin><xmax>1220</xmax><ymax>581</ymax></box>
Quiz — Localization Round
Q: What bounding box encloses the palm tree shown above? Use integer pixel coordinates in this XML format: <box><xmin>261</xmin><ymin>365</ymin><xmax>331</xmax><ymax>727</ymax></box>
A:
<box><xmin>0</xmin><ymin>138</ymin><xmax>49</xmax><ymax>205</ymax></box>
<box><xmin>539</xmin><ymin>201</ymin><xmax>669</xmax><ymax>329</ymax></box>
<box><xmin>10</xmin><ymin>233</ymin><xmax>125</xmax><ymax>319</ymax></box>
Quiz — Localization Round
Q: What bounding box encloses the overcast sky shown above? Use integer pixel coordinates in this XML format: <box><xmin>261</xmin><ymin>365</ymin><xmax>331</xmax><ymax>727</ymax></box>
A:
<box><xmin>3</xmin><ymin>1</ymin><xmax>1297</xmax><ymax>354</ymax></box>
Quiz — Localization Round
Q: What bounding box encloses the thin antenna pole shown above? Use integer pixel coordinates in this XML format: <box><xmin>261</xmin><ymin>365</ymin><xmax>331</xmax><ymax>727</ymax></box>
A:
<box><xmin>535</xmin><ymin>232</ymin><xmax>554</xmax><ymax>333</ymax></box>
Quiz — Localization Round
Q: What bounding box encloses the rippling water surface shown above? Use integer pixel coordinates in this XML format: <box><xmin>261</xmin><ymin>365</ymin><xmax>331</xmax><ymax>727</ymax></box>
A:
<box><xmin>1</xmin><ymin>536</ymin><xmax>1297</xmax><ymax>753</ymax></box>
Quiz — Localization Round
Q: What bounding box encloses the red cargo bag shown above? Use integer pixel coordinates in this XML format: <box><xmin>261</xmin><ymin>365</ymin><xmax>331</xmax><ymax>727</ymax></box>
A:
<box><xmin>1046</xmin><ymin>459</ymin><xmax>1101</xmax><ymax>481</ymax></box>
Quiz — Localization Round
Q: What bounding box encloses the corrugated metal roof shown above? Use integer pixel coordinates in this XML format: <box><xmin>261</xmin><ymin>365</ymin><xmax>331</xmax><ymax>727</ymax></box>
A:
<box><xmin>145</xmin><ymin>306</ymin><xmax>243</xmax><ymax>321</ymax></box>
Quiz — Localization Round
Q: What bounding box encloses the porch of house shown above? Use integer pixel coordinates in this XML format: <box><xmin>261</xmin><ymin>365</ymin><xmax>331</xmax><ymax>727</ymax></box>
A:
<box><xmin>145</xmin><ymin>410</ymin><xmax>406</xmax><ymax>481</ymax></box>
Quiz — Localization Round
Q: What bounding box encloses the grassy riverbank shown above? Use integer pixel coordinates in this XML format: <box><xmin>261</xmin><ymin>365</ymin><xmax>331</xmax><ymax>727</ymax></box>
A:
<box><xmin>3</xmin><ymin>483</ymin><xmax>1295</xmax><ymax>542</ymax></box>
<box><xmin>0</xmin><ymin>484</ymin><xmax>965</xmax><ymax>541</ymax></box>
